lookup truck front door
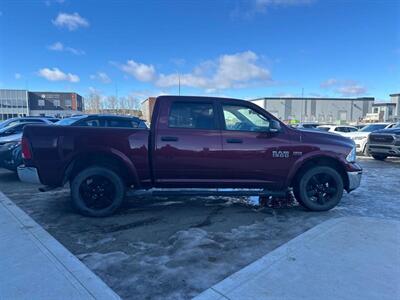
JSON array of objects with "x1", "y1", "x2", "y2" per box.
[
  {"x1": 218, "y1": 101, "x2": 294, "y2": 189},
  {"x1": 153, "y1": 99, "x2": 223, "y2": 186}
]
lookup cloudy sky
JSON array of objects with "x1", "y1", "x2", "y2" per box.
[{"x1": 0, "y1": 0, "x2": 399, "y2": 101}]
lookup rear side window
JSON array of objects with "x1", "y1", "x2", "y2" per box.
[
  {"x1": 107, "y1": 119, "x2": 137, "y2": 128},
  {"x1": 335, "y1": 127, "x2": 346, "y2": 132},
  {"x1": 168, "y1": 102, "x2": 215, "y2": 130},
  {"x1": 77, "y1": 119, "x2": 101, "y2": 127},
  {"x1": 318, "y1": 127, "x2": 330, "y2": 132}
]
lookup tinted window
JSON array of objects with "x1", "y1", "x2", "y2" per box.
[
  {"x1": 107, "y1": 119, "x2": 135, "y2": 128},
  {"x1": 303, "y1": 124, "x2": 318, "y2": 128},
  {"x1": 169, "y1": 102, "x2": 215, "y2": 130},
  {"x1": 56, "y1": 117, "x2": 83, "y2": 126},
  {"x1": 79, "y1": 119, "x2": 101, "y2": 127},
  {"x1": 223, "y1": 104, "x2": 269, "y2": 132},
  {"x1": 335, "y1": 127, "x2": 347, "y2": 132},
  {"x1": 360, "y1": 124, "x2": 387, "y2": 132},
  {"x1": 347, "y1": 127, "x2": 358, "y2": 132},
  {"x1": 318, "y1": 127, "x2": 330, "y2": 132}
]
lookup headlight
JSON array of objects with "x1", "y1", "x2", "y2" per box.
[
  {"x1": 346, "y1": 146, "x2": 357, "y2": 163},
  {"x1": 353, "y1": 136, "x2": 366, "y2": 141}
]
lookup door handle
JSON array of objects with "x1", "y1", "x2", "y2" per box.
[
  {"x1": 161, "y1": 136, "x2": 179, "y2": 142},
  {"x1": 226, "y1": 138, "x2": 243, "y2": 144}
]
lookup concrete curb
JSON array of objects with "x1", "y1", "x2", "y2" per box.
[
  {"x1": 0, "y1": 191, "x2": 120, "y2": 299},
  {"x1": 194, "y1": 216, "x2": 400, "y2": 300}
]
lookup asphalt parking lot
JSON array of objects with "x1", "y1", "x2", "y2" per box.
[{"x1": 0, "y1": 157, "x2": 399, "y2": 300}]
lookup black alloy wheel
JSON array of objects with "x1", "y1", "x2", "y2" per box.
[{"x1": 296, "y1": 166, "x2": 344, "y2": 211}]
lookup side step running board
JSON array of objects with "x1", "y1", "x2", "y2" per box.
[{"x1": 128, "y1": 188, "x2": 287, "y2": 198}]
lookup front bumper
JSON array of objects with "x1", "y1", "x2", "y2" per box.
[
  {"x1": 368, "y1": 144, "x2": 400, "y2": 157},
  {"x1": 17, "y1": 165, "x2": 41, "y2": 184},
  {"x1": 347, "y1": 171, "x2": 362, "y2": 191}
]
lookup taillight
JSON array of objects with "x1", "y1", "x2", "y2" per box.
[{"x1": 21, "y1": 137, "x2": 32, "y2": 160}]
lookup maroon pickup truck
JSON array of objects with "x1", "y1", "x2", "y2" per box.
[{"x1": 18, "y1": 96, "x2": 362, "y2": 217}]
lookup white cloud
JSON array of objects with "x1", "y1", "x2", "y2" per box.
[
  {"x1": 336, "y1": 85, "x2": 367, "y2": 96},
  {"x1": 119, "y1": 60, "x2": 156, "y2": 82},
  {"x1": 45, "y1": 0, "x2": 65, "y2": 5},
  {"x1": 48, "y1": 42, "x2": 85, "y2": 55},
  {"x1": 321, "y1": 78, "x2": 367, "y2": 96},
  {"x1": 48, "y1": 41, "x2": 64, "y2": 51},
  {"x1": 255, "y1": 0, "x2": 314, "y2": 11},
  {"x1": 90, "y1": 72, "x2": 111, "y2": 84},
  {"x1": 38, "y1": 67, "x2": 80, "y2": 82},
  {"x1": 14, "y1": 73, "x2": 22, "y2": 80},
  {"x1": 156, "y1": 51, "x2": 271, "y2": 90},
  {"x1": 320, "y1": 78, "x2": 338, "y2": 88},
  {"x1": 52, "y1": 12, "x2": 89, "y2": 31}
]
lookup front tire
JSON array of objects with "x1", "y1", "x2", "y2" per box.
[
  {"x1": 70, "y1": 166, "x2": 125, "y2": 217},
  {"x1": 371, "y1": 154, "x2": 387, "y2": 161},
  {"x1": 295, "y1": 166, "x2": 344, "y2": 211}
]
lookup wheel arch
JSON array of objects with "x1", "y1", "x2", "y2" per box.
[
  {"x1": 63, "y1": 149, "x2": 140, "y2": 188},
  {"x1": 288, "y1": 155, "x2": 349, "y2": 191}
]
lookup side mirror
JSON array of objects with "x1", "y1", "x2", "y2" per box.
[{"x1": 269, "y1": 120, "x2": 281, "y2": 133}]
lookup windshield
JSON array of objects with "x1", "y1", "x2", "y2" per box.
[
  {"x1": 0, "y1": 123, "x2": 23, "y2": 134},
  {"x1": 360, "y1": 124, "x2": 388, "y2": 132},
  {"x1": 55, "y1": 117, "x2": 84, "y2": 126}
]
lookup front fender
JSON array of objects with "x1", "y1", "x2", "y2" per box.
[{"x1": 285, "y1": 150, "x2": 347, "y2": 187}]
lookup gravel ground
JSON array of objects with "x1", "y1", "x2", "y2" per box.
[{"x1": 0, "y1": 157, "x2": 399, "y2": 300}]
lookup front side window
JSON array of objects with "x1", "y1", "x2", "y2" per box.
[
  {"x1": 169, "y1": 102, "x2": 215, "y2": 130},
  {"x1": 222, "y1": 104, "x2": 269, "y2": 132}
]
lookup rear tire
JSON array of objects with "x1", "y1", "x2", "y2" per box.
[
  {"x1": 70, "y1": 166, "x2": 125, "y2": 217},
  {"x1": 371, "y1": 154, "x2": 387, "y2": 161},
  {"x1": 295, "y1": 166, "x2": 343, "y2": 211}
]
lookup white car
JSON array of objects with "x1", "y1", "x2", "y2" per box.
[
  {"x1": 317, "y1": 125, "x2": 359, "y2": 136},
  {"x1": 343, "y1": 123, "x2": 397, "y2": 154}
]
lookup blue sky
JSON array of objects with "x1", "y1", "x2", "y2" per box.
[{"x1": 0, "y1": 0, "x2": 399, "y2": 102}]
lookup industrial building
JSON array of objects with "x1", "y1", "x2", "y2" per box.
[
  {"x1": 0, "y1": 89, "x2": 84, "y2": 120},
  {"x1": 141, "y1": 97, "x2": 157, "y2": 122},
  {"x1": 251, "y1": 96, "x2": 374, "y2": 124}
]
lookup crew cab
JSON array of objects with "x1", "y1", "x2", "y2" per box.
[{"x1": 18, "y1": 96, "x2": 362, "y2": 217}]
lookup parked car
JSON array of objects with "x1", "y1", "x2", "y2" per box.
[
  {"x1": 343, "y1": 123, "x2": 398, "y2": 155},
  {"x1": 18, "y1": 96, "x2": 362, "y2": 217},
  {"x1": 292, "y1": 122, "x2": 321, "y2": 130},
  {"x1": 0, "y1": 117, "x2": 53, "y2": 129},
  {"x1": 55, "y1": 114, "x2": 147, "y2": 128},
  {"x1": 2, "y1": 115, "x2": 146, "y2": 172},
  {"x1": 0, "y1": 122, "x2": 45, "y2": 171},
  {"x1": 317, "y1": 125, "x2": 359, "y2": 136},
  {"x1": 367, "y1": 123, "x2": 400, "y2": 160}
]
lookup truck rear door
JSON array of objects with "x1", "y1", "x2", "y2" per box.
[{"x1": 153, "y1": 98, "x2": 223, "y2": 186}]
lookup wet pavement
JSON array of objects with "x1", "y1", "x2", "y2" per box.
[{"x1": 0, "y1": 157, "x2": 399, "y2": 300}]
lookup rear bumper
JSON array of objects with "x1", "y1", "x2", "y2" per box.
[
  {"x1": 17, "y1": 165, "x2": 41, "y2": 184},
  {"x1": 347, "y1": 171, "x2": 362, "y2": 191}
]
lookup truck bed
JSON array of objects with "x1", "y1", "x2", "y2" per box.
[{"x1": 23, "y1": 125, "x2": 150, "y2": 187}]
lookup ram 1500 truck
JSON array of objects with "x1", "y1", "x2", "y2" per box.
[
  {"x1": 367, "y1": 125, "x2": 400, "y2": 160},
  {"x1": 18, "y1": 96, "x2": 362, "y2": 217}
]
